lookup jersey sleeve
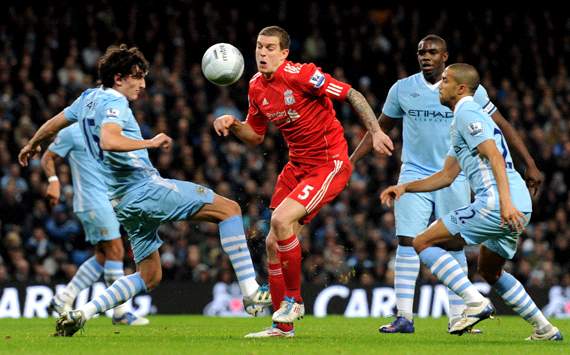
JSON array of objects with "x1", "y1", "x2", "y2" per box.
[
  {"x1": 456, "y1": 108, "x2": 494, "y2": 151},
  {"x1": 48, "y1": 127, "x2": 74, "y2": 158},
  {"x1": 382, "y1": 81, "x2": 404, "y2": 119},
  {"x1": 244, "y1": 92, "x2": 268, "y2": 136},
  {"x1": 63, "y1": 96, "x2": 83, "y2": 123},
  {"x1": 446, "y1": 145, "x2": 457, "y2": 158},
  {"x1": 101, "y1": 98, "x2": 130, "y2": 128},
  {"x1": 294, "y1": 63, "x2": 352, "y2": 101},
  {"x1": 473, "y1": 85, "x2": 497, "y2": 116}
]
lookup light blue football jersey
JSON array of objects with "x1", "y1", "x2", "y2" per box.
[
  {"x1": 48, "y1": 124, "x2": 111, "y2": 212},
  {"x1": 383, "y1": 72, "x2": 497, "y2": 176},
  {"x1": 448, "y1": 96, "x2": 532, "y2": 213},
  {"x1": 63, "y1": 87, "x2": 159, "y2": 199}
]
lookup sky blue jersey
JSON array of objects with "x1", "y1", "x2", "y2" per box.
[
  {"x1": 48, "y1": 124, "x2": 111, "y2": 212},
  {"x1": 63, "y1": 87, "x2": 159, "y2": 199},
  {"x1": 448, "y1": 96, "x2": 532, "y2": 213},
  {"x1": 383, "y1": 72, "x2": 497, "y2": 176}
]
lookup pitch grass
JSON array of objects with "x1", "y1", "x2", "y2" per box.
[{"x1": 0, "y1": 316, "x2": 567, "y2": 354}]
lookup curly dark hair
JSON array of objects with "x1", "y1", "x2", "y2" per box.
[{"x1": 97, "y1": 44, "x2": 149, "y2": 88}]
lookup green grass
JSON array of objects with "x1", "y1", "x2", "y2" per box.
[{"x1": 0, "y1": 316, "x2": 567, "y2": 354}]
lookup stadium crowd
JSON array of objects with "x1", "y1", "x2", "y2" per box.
[{"x1": 0, "y1": 2, "x2": 568, "y2": 291}]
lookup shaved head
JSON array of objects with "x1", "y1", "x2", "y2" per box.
[
  {"x1": 446, "y1": 63, "x2": 480, "y2": 94},
  {"x1": 419, "y1": 34, "x2": 447, "y2": 52}
]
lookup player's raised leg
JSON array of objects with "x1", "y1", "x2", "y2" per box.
[
  {"x1": 413, "y1": 220, "x2": 495, "y2": 335},
  {"x1": 478, "y1": 245, "x2": 562, "y2": 341}
]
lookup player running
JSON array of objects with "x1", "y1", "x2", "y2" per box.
[
  {"x1": 42, "y1": 123, "x2": 148, "y2": 326},
  {"x1": 213, "y1": 26, "x2": 393, "y2": 337},
  {"x1": 18, "y1": 44, "x2": 271, "y2": 336},
  {"x1": 380, "y1": 63, "x2": 562, "y2": 341},
  {"x1": 350, "y1": 35, "x2": 543, "y2": 333}
]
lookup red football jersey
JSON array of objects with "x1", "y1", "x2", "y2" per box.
[{"x1": 245, "y1": 60, "x2": 352, "y2": 166}]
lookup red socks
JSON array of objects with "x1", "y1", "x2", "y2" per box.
[{"x1": 277, "y1": 235, "x2": 303, "y2": 303}]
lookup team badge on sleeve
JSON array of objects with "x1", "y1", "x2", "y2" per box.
[
  {"x1": 106, "y1": 108, "x2": 120, "y2": 118},
  {"x1": 309, "y1": 69, "x2": 325, "y2": 88},
  {"x1": 468, "y1": 122, "x2": 483, "y2": 136}
]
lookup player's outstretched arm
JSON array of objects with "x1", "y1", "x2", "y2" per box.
[
  {"x1": 404, "y1": 156, "x2": 461, "y2": 193},
  {"x1": 491, "y1": 111, "x2": 543, "y2": 197},
  {"x1": 18, "y1": 111, "x2": 71, "y2": 167},
  {"x1": 100, "y1": 123, "x2": 172, "y2": 152},
  {"x1": 346, "y1": 89, "x2": 394, "y2": 156},
  {"x1": 213, "y1": 114, "x2": 264, "y2": 146},
  {"x1": 477, "y1": 139, "x2": 526, "y2": 233},
  {"x1": 381, "y1": 156, "x2": 460, "y2": 207},
  {"x1": 349, "y1": 113, "x2": 397, "y2": 164},
  {"x1": 41, "y1": 150, "x2": 61, "y2": 206}
]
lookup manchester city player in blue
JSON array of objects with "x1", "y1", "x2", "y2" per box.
[
  {"x1": 19, "y1": 44, "x2": 270, "y2": 336},
  {"x1": 350, "y1": 35, "x2": 543, "y2": 333},
  {"x1": 380, "y1": 63, "x2": 561, "y2": 341},
  {"x1": 42, "y1": 123, "x2": 148, "y2": 326}
]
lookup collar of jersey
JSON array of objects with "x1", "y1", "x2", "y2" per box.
[
  {"x1": 454, "y1": 96, "x2": 474, "y2": 115},
  {"x1": 419, "y1": 72, "x2": 441, "y2": 91},
  {"x1": 100, "y1": 86, "x2": 125, "y2": 98},
  {"x1": 261, "y1": 61, "x2": 287, "y2": 82}
]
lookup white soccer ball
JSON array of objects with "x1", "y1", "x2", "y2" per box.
[{"x1": 201, "y1": 43, "x2": 244, "y2": 86}]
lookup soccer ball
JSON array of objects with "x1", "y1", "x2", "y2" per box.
[{"x1": 201, "y1": 43, "x2": 244, "y2": 86}]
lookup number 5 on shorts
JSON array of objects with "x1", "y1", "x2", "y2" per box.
[{"x1": 298, "y1": 185, "x2": 314, "y2": 200}]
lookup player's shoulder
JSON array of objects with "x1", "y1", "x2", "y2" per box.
[
  {"x1": 249, "y1": 72, "x2": 263, "y2": 85},
  {"x1": 389, "y1": 72, "x2": 422, "y2": 93},
  {"x1": 99, "y1": 88, "x2": 128, "y2": 105},
  {"x1": 455, "y1": 99, "x2": 487, "y2": 122}
]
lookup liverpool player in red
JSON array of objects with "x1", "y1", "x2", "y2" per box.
[{"x1": 214, "y1": 26, "x2": 393, "y2": 337}]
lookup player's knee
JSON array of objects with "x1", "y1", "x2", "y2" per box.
[
  {"x1": 270, "y1": 214, "x2": 290, "y2": 235},
  {"x1": 412, "y1": 237, "x2": 428, "y2": 254},
  {"x1": 398, "y1": 236, "x2": 414, "y2": 247},
  {"x1": 220, "y1": 199, "x2": 242, "y2": 220},
  {"x1": 106, "y1": 240, "x2": 125, "y2": 260}
]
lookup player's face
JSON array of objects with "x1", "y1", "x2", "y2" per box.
[
  {"x1": 439, "y1": 68, "x2": 456, "y2": 108},
  {"x1": 115, "y1": 67, "x2": 146, "y2": 101},
  {"x1": 256, "y1": 35, "x2": 289, "y2": 76},
  {"x1": 417, "y1": 40, "x2": 448, "y2": 81}
]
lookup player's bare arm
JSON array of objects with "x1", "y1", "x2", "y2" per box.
[
  {"x1": 346, "y1": 88, "x2": 394, "y2": 156},
  {"x1": 18, "y1": 111, "x2": 72, "y2": 167},
  {"x1": 213, "y1": 114, "x2": 264, "y2": 146},
  {"x1": 477, "y1": 139, "x2": 526, "y2": 233},
  {"x1": 490, "y1": 111, "x2": 543, "y2": 197},
  {"x1": 349, "y1": 113, "x2": 397, "y2": 163},
  {"x1": 380, "y1": 156, "x2": 461, "y2": 207},
  {"x1": 100, "y1": 123, "x2": 172, "y2": 152},
  {"x1": 41, "y1": 150, "x2": 62, "y2": 206}
]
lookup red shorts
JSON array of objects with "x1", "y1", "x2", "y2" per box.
[{"x1": 270, "y1": 159, "x2": 353, "y2": 224}]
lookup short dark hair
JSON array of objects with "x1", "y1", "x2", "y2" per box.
[
  {"x1": 447, "y1": 63, "x2": 480, "y2": 94},
  {"x1": 258, "y1": 26, "x2": 290, "y2": 50},
  {"x1": 97, "y1": 44, "x2": 149, "y2": 88},
  {"x1": 419, "y1": 34, "x2": 447, "y2": 52}
]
